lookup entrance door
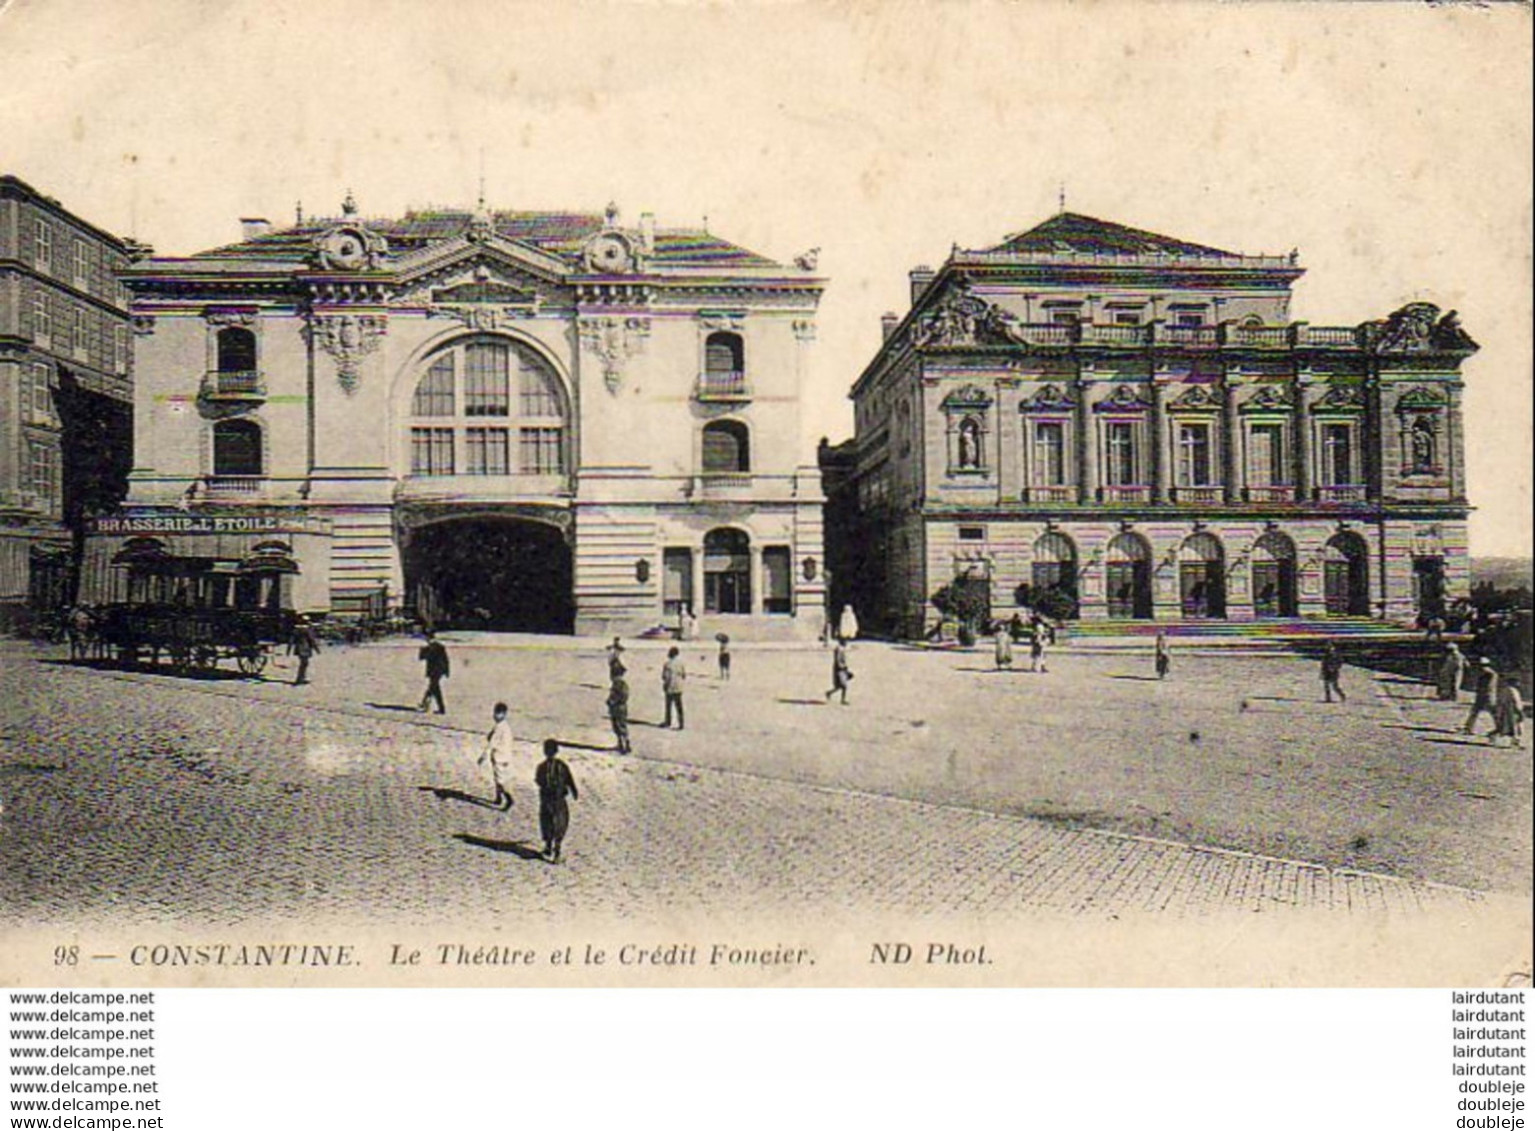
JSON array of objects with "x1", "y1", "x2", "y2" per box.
[
  {"x1": 1178, "y1": 533, "x2": 1226, "y2": 619},
  {"x1": 663, "y1": 548, "x2": 693, "y2": 617},
  {"x1": 1105, "y1": 533, "x2": 1153, "y2": 619},
  {"x1": 1414, "y1": 556, "x2": 1446, "y2": 622},
  {"x1": 703, "y1": 528, "x2": 751, "y2": 615},
  {"x1": 403, "y1": 517, "x2": 573, "y2": 633},
  {"x1": 1324, "y1": 533, "x2": 1370, "y2": 617}
]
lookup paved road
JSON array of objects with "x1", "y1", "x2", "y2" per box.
[{"x1": 0, "y1": 636, "x2": 1525, "y2": 930}]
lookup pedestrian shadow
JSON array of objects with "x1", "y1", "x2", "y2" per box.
[
  {"x1": 1422, "y1": 736, "x2": 1497, "y2": 750},
  {"x1": 419, "y1": 785, "x2": 505, "y2": 809},
  {"x1": 1108, "y1": 674, "x2": 1162, "y2": 682},
  {"x1": 1379, "y1": 722, "x2": 1461, "y2": 735},
  {"x1": 776, "y1": 697, "x2": 827, "y2": 706},
  {"x1": 955, "y1": 666, "x2": 1015, "y2": 674},
  {"x1": 453, "y1": 834, "x2": 546, "y2": 861},
  {"x1": 1244, "y1": 694, "x2": 1309, "y2": 703},
  {"x1": 575, "y1": 682, "x2": 605, "y2": 691},
  {"x1": 368, "y1": 702, "x2": 423, "y2": 714},
  {"x1": 552, "y1": 739, "x2": 613, "y2": 753}
]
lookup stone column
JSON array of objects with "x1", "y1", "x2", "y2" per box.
[
  {"x1": 1075, "y1": 376, "x2": 1097, "y2": 504},
  {"x1": 1153, "y1": 381, "x2": 1173, "y2": 503},
  {"x1": 1222, "y1": 376, "x2": 1242, "y2": 503},
  {"x1": 1293, "y1": 379, "x2": 1312, "y2": 502},
  {"x1": 690, "y1": 545, "x2": 705, "y2": 618},
  {"x1": 749, "y1": 544, "x2": 764, "y2": 616}
]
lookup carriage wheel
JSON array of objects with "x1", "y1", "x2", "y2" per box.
[
  {"x1": 194, "y1": 646, "x2": 220, "y2": 672},
  {"x1": 167, "y1": 644, "x2": 192, "y2": 673},
  {"x1": 236, "y1": 647, "x2": 267, "y2": 677}
]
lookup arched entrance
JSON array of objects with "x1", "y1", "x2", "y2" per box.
[
  {"x1": 703, "y1": 528, "x2": 751, "y2": 614},
  {"x1": 1324, "y1": 532, "x2": 1370, "y2": 617},
  {"x1": 1030, "y1": 531, "x2": 1079, "y2": 619},
  {"x1": 1251, "y1": 531, "x2": 1298, "y2": 618},
  {"x1": 403, "y1": 517, "x2": 573, "y2": 633},
  {"x1": 1105, "y1": 532, "x2": 1153, "y2": 620},
  {"x1": 1178, "y1": 532, "x2": 1226, "y2": 619}
]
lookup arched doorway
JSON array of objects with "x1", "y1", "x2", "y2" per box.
[
  {"x1": 703, "y1": 528, "x2": 752, "y2": 614},
  {"x1": 403, "y1": 517, "x2": 573, "y2": 633},
  {"x1": 1105, "y1": 532, "x2": 1153, "y2": 620},
  {"x1": 1030, "y1": 531, "x2": 1079, "y2": 619},
  {"x1": 1251, "y1": 531, "x2": 1298, "y2": 618},
  {"x1": 1324, "y1": 532, "x2": 1370, "y2": 616},
  {"x1": 1178, "y1": 532, "x2": 1226, "y2": 619}
]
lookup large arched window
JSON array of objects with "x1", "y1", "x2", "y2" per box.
[
  {"x1": 701, "y1": 419, "x2": 750, "y2": 473},
  {"x1": 212, "y1": 418, "x2": 263, "y2": 477},
  {"x1": 408, "y1": 337, "x2": 568, "y2": 477},
  {"x1": 1105, "y1": 531, "x2": 1153, "y2": 620},
  {"x1": 1178, "y1": 532, "x2": 1226, "y2": 619}
]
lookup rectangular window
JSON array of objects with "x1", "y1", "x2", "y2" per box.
[
  {"x1": 1321, "y1": 423, "x2": 1355, "y2": 486},
  {"x1": 32, "y1": 290, "x2": 51, "y2": 344},
  {"x1": 28, "y1": 363, "x2": 54, "y2": 426},
  {"x1": 1033, "y1": 421, "x2": 1067, "y2": 486},
  {"x1": 762, "y1": 546, "x2": 792, "y2": 615},
  {"x1": 662, "y1": 548, "x2": 693, "y2": 617},
  {"x1": 465, "y1": 427, "x2": 509, "y2": 475},
  {"x1": 34, "y1": 219, "x2": 51, "y2": 271},
  {"x1": 1105, "y1": 421, "x2": 1138, "y2": 485},
  {"x1": 463, "y1": 343, "x2": 509, "y2": 416},
  {"x1": 73, "y1": 306, "x2": 89, "y2": 356},
  {"x1": 1248, "y1": 424, "x2": 1286, "y2": 487},
  {"x1": 1113, "y1": 311, "x2": 1141, "y2": 326},
  {"x1": 412, "y1": 356, "x2": 455, "y2": 416},
  {"x1": 958, "y1": 526, "x2": 986, "y2": 542},
  {"x1": 1177, "y1": 422, "x2": 1213, "y2": 486},
  {"x1": 518, "y1": 427, "x2": 563, "y2": 474},
  {"x1": 73, "y1": 239, "x2": 89, "y2": 287},
  {"x1": 25, "y1": 441, "x2": 58, "y2": 505},
  {"x1": 1050, "y1": 310, "x2": 1081, "y2": 326},
  {"x1": 410, "y1": 428, "x2": 455, "y2": 476}
]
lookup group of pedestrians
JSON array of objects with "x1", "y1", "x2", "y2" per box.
[
  {"x1": 1453, "y1": 651, "x2": 1526, "y2": 747},
  {"x1": 477, "y1": 702, "x2": 579, "y2": 863},
  {"x1": 601, "y1": 637, "x2": 696, "y2": 753},
  {"x1": 993, "y1": 619, "x2": 1050, "y2": 673}
]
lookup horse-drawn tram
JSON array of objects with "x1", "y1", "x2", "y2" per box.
[{"x1": 87, "y1": 536, "x2": 300, "y2": 675}]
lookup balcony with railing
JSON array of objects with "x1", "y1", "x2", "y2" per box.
[
  {"x1": 1295, "y1": 325, "x2": 1362, "y2": 350},
  {"x1": 1079, "y1": 323, "x2": 1150, "y2": 348},
  {"x1": 1099, "y1": 484, "x2": 1152, "y2": 503},
  {"x1": 1314, "y1": 484, "x2": 1368, "y2": 503},
  {"x1": 1154, "y1": 324, "x2": 1220, "y2": 349},
  {"x1": 695, "y1": 370, "x2": 752, "y2": 403},
  {"x1": 1022, "y1": 485, "x2": 1076, "y2": 503},
  {"x1": 1011, "y1": 323, "x2": 1079, "y2": 347},
  {"x1": 200, "y1": 369, "x2": 267, "y2": 401},
  {"x1": 1222, "y1": 324, "x2": 1291, "y2": 350},
  {"x1": 1171, "y1": 485, "x2": 1224, "y2": 505},
  {"x1": 1243, "y1": 486, "x2": 1296, "y2": 504},
  {"x1": 202, "y1": 475, "x2": 268, "y2": 499}
]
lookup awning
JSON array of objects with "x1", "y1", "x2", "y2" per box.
[{"x1": 111, "y1": 537, "x2": 173, "y2": 568}]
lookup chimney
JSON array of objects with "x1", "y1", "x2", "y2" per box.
[
  {"x1": 909, "y1": 265, "x2": 935, "y2": 306},
  {"x1": 639, "y1": 211, "x2": 656, "y2": 253},
  {"x1": 240, "y1": 217, "x2": 272, "y2": 241},
  {"x1": 880, "y1": 312, "x2": 900, "y2": 340}
]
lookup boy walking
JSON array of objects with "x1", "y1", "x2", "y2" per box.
[
  {"x1": 1154, "y1": 631, "x2": 1171, "y2": 680},
  {"x1": 477, "y1": 702, "x2": 515, "y2": 811},
  {"x1": 607, "y1": 665, "x2": 632, "y2": 754},
  {"x1": 717, "y1": 633, "x2": 732, "y2": 680},
  {"x1": 1321, "y1": 643, "x2": 1346, "y2": 703},
  {"x1": 535, "y1": 739, "x2": 579, "y2": 863},
  {"x1": 825, "y1": 638, "x2": 852, "y2": 704},
  {"x1": 661, "y1": 647, "x2": 687, "y2": 729},
  {"x1": 289, "y1": 616, "x2": 320, "y2": 686}
]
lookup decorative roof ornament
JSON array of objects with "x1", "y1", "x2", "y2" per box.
[
  {"x1": 604, "y1": 201, "x2": 620, "y2": 229},
  {"x1": 341, "y1": 189, "x2": 358, "y2": 217},
  {"x1": 467, "y1": 193, "x2": 495, "y2": 244},
  {"x1": 1374, "y1": 302, "x2": 1478, "y2": 354}
]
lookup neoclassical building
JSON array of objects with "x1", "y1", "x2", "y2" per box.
[
  {"x1": 0, "y1": 175, "x2": 134, "y2": 627},
  {"x1": 842, "y1": 213, "x2": 1477, "y2": 636},
  {"x1": 82, "y1": 195, "x2": 827, "y2": 636}
]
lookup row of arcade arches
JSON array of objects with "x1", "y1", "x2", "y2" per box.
[{"x1": 1021, "y1": 529, "x2": 1372, "y2": 620}]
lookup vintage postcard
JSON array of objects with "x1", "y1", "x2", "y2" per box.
[{"x1": 0, "y1": 0, "x2": 1529, "y2": 989}]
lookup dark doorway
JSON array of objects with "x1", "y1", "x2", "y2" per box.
[
  {"x1": 1105, "y1": 533, "x2": 1153, "y2": 620},
  {"x1": 703, "y1": 528, "x2": 751, "y2": 614},
  {"x1": 404, "y1": 518, "x2": 573, "y2": 633},
  {"x1": 1414, "y1": 556, "x2": 1446, "y2": 622},
  {"x1": 1178, "y1": 533, "x2": 1226, "y2": 619},
  {"x1": 1251, "y1": 532, "x2": 1298, "y2": 618},
  {"x1": 1324, "y1": 532, "x2": 1370, "y2": 617}
]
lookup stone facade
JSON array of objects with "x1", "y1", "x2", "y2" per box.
[
  {"x1": 0, "y1": 176, "x2": 134, "y2": 626},
  {"x1": 842, "y1": 213, "x2": 1476, "y2": 637},
  {"x1": 84, "y1": 196, "x2": 826, "y2": 637}
]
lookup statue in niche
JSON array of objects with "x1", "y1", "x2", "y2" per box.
[
  {"x1": 1409, "y1": 417, "x2": 1436, "y2": 472},
  {"x1": 957, "y1": 418, "x2": 982, "y2": 469}
]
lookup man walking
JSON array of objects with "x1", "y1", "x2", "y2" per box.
[
  {"x1": 535, "y1": 739, "x2": 579, "y2": 863},
  {"x1": 1154, "y1": 631, "x2": 1171, "y2": 681},
  {"x1": 418, "y1": 631, "x2": 450, "y2": 714},
  {"x1": 1321, "y1": 642, "x2": 1346, "y2": 703},
  {"x1": 1463, "y1": 657, "x2": 1500, "y2": 736},
  {"x1": 289, "y1": 616, "x2": 320, "y2": 686},
  {"x1": 606, "y1": 637, "x2": 626, "y2": 680},
  {"x1": 607, "y1": 664, "x2": 632, "y2": 754},
  {"x1": 825, "y1": 637, "x2": 852, "y2": 705},
  {"x1": 661, "y1": 646, "x2": 687, "y2": 730},
  {"x1": 477, "y1": 701, "x2": 516, "y2": 811}
]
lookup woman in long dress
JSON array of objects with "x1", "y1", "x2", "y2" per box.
[
  {"x1": 837, "y1": 604, "x2": 859, "y2": 642},
  {"x1": 1436, "y1": 643, "x2": 1466, "y2": 701}
]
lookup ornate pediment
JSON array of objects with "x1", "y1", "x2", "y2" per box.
[
  {"x1": 1311, "y1": 384, "x2": 1366, "y2": 413},
  {"x1": 431, "y1": 278, "x2": 537, "y2": 306},
  {"x1": 910, "y1": 282, "x2": 1018, "y2": 349},
  {"x1": 1240, "y1": 384, "x2": 1292, "y2": 413},
  {"x1": 941, "y1": 382, "x2": 994, "y2": 410},
  {"x1": 1093, "y1": 383, "x2": 1152, "y2": 412},
  {"x1": 1394, "y1": 384, "x2": 1448, "y2": 412},
  {"x1": 392, "y1": 235, "x2": 573, "y2": 296},
  {"x1": 1023, "y1": 383, "x2": 1075, "y2": 411},
  {"x1": 1167, "y1": 384, "x2": 1220, "y2": 412},
  {"x1": 1374, "y1": 302, "x2": 1478, "y2": 354}
]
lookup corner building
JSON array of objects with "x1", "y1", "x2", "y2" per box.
[
  {"x1": 846, "y1": 213, "x2": 1477, "y2": 637},
  {"x1": 87, "y1": 197, "x2": 826, "y2": 636},
  {"x1": 0, "y1": 176, "x2": 134, "y2": 625}
]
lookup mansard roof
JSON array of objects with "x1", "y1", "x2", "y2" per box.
[
  {"x1": 190, "y1": 207, "x2": 783, "y2": 269},
  {"x1": 987, "y1": 212, "x2": 1239, "y2": 259}
]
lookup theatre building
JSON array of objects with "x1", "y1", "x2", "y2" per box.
[
  {"x1": 843, "y1": 213, "x2": 1477, "y2": 637},
  {"x1": 0, "y1": 176, "x2": 135, "y2": 627},
  {"x1": 82, "y1": 196, "x2": 827, "y2": 636}
]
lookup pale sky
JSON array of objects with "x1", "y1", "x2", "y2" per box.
[{"x1": 2, "y1": 0, "x2": 1529, "y2": 557}]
